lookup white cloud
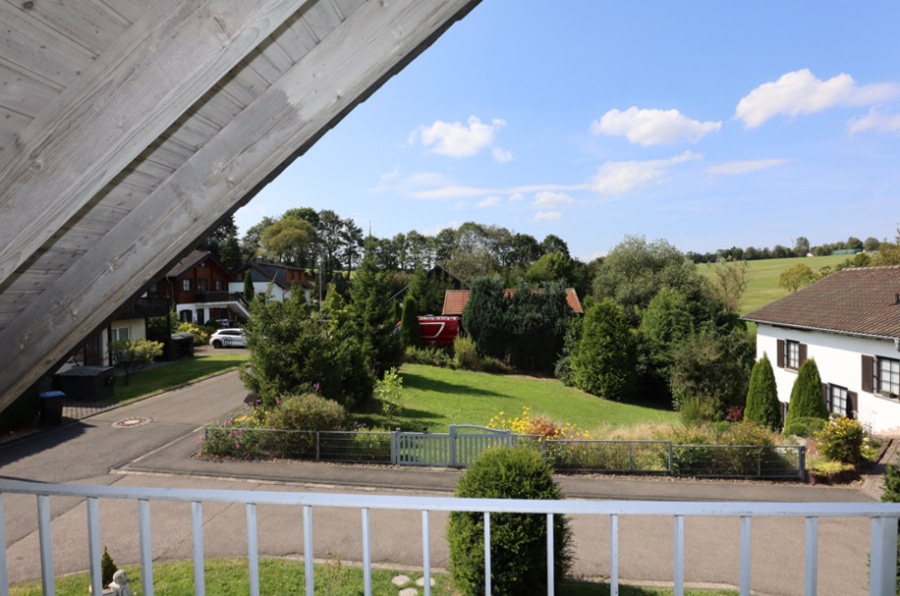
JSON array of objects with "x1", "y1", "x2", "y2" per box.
[
  {"x1": 477, "y1": 196, "x2": 501, "y2": 208},
  {"x1": 492, "y1": 146, "x2": 514, "y2": 162},
  {"x1": 590, "y1": 151, "x2": 701, "y2": 195},
  {"x1": 533, "y1": 191, "x2": 573, "y2": 207},
  {"x1": 735, "y1": 69, "x2": 900, "y2": 128},
  {"x1": 534, "y1": 211, "x2": 562, "y2": 221},
  {"x1": 379, "y1": 167, "x2": 400, "y2": 182},
  {"x1": 848, "y1": 109, "x2": 900, "y2": 135},
  {"x1": 411, "y1": 185, "x2": 489, "y2": 200},
  {"x1": 706, "y1": 159, "x2": 788, "y2": 175},
  {"x1": 413, "y1": 116, "x2": 507, "y2": 157},
  {"x1": 591, "y1": 107, "x2": 721, "y2": 145},
  {"x1": 509, "y1": 192, "x2": 524, "y2": 202}
]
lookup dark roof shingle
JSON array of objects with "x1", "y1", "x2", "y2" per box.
[{"x1": 742, "y1": 265, "x2": 900, "y2": 339}]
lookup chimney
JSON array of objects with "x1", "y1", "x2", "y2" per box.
[{"x1": 894, "y1": 293, "x2": 900, "y2": 306}]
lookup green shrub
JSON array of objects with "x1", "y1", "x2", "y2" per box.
[
  {"x1": 785, "y1": 359, "x2": 828, "y2": 426},
  {"x1": 403, "y1": 345, "x2": 454, "y2": 368},
  {"x1": 265, "y1": 393, "x2": 348, "y2": 432},
  {"x1": 783, "y1": 416, "x2": 827, "y2": 438},
  {"x1": 814, "y1": 416, "x2": 864, "y2": 463},
  {"x1": 375, "y1": 367, "x2": 404, "y2": 424},
  {"x1": 680, "y1": 395, "x2": 720, "y2": 425},
  {"x1": 199, "y1": 419, "x2": 262, "y2": 460},
  {"x1": 453, "y1": 335, "x2": 481, "y2": 371},
  {"x1": 176, "y1": 321, "x2": 210, "y2": 346},
  {"x1": 101, "y1": 547, "x2": 117, "y2": 588},
  {"x1": 448, "y1": 447, "x2": 572, "y2": 595}
]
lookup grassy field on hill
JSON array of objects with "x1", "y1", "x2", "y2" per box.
[
  {"x1": 359, "y1": 363, "x2": 678, "y2": 435},
  {"x1": 700, "y1": 254, "x2": 850, "y2": 313}
]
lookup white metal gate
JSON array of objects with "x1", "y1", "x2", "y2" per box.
[{"x1": 391, "y1": 425, "x2": 512, "y2": 467}]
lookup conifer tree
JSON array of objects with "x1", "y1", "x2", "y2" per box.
[
  {"x1": 571, "y1": 298, "x2": 636, "y2": 400},
  {"x1": 400, "y1": 295, "x2": 421, "y2": 348},
  {"x1": 785, "y1": 358, "x2": 828, "y2": 426},
  {"x1": 745, "y1": 353, "x2": 781, "y2": 429}
]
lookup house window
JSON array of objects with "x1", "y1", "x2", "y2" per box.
[
  {"x1": 112, "y1": 327, "x2": 129, "y2": 341},
  {"x1": 829, "y1": 385, "x2": 848, "y2": 417},
  {"x1": 198, "y1": 279, "x2": 207, "y2": 292},
  {"x1": 785, "y1": 340, "x2": 800, "y2": 369},
  {"x1": 777, "y1": 339, "x2": 806, "y2": 370},
  {"x1": 879, "y1": 357, "x2": 900, "y2": 396},
  {"x1": 214, "y1": 280, "x2": 223, "y2": 291},
  {"x1": 182, "y1": 279, "x2": 191, "y2": 292}
]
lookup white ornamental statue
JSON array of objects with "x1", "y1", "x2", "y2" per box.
[{"x1": 109, "y1": 570, "x2": 134, "y2": 596}]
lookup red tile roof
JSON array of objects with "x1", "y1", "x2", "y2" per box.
[
  {"x1": 442, "y1": 288, "x2": 584, "y2": 316},
  {"x1": 742, "y1": 266, "x2": 900, "y2": 338}
]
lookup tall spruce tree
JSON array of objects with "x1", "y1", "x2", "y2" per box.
[
  {"x1": 348, "y1": 240, "x2": 403, "y2": 377},
  {"x1": 400, "y1": 295, "x2": 421, "y2": 348},
  {"x1": 571, "y1": 298, "x2": 636, "y2": 400},
  {"x1": 785, "y1": 358, "x2": 828, "y2": 426},
  {"x1": 243, "y1": 270, "x2": 254, "y2": 303},
  {"x1": 745, "y1": 353, "x2": 781, "y2": 430}
]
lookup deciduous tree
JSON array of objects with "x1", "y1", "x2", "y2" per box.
[{"x1": 571, "y1": 298, "x2": 636, "y2": 400}]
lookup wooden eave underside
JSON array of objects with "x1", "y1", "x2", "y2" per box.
[{"x1": 0, "y1": 0, "x2": 482, "y2": 411}]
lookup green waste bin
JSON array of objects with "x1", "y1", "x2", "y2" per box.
[{"x1": 38, "y1": 391, "x2": 65, "y2": 426}]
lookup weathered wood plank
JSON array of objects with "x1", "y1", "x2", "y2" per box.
[
  {"x1": 3, "y1": 0, "x2": 130, "y2": 56},
  {"x1": 0, "y1": 60, "x2": 62, "y2": 119},
  {"x1": 0, "y1": 4, "x2": 96, "y2": 84},
  {"x1": 0, "y1": 0, "x2": 314, "y2": 286},
  {"x1": 0, "y1": 0, "x2": 482, "y2": 408}
]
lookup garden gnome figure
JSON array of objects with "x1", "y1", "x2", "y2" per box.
[{"x1": 109, "y1": 570, "x2": 133, "y2": 596}]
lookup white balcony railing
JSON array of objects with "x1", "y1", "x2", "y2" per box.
[{"x1": 1, "y1": 479, "x2": 898, "y2": 596}]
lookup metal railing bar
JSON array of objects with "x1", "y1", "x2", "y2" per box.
[
  {"x1": 5, "y1": 481, "x2": 894, "y2": 518},
  {"x1": 805, "y1": 516, "x2": 818, "y2": 596},
  {"x1": 674, "y1": 515, "x2": 684, "y2": 596},
  {"x1": 870, "y1": 516, "x2": 899, "y2": 596},
  {"x1": 87, "y1": 497, "x2": 102, "y2": 596},
  {"x1": 303, "y1": 505, "x2": 313, "y2": 596},
  {"x1": 138, "y1": 499, "x2": 154, "y2": 596},
  {"x1": 422, "y1": 510, "x2": 431, "y2": 596},
  {"x1": 739, "y1": 515, "x2": 751, "y2": 596},
  {"x1": 362, "y1": 507, "x2": 371, "y2": 596},
  {"x1": 546, "y1": 513, "x2": 555, "y2": 596},
  {"x1": 610, "y1": 514, "x2": 619, "y2": 596},
  {"x1": 484, "y1": 512, "x2": 491, "y2": 596},
  {"x1": 246, "y1": 503, "x2": 259, "y2": 596},
  {"x1": 191, "y1": 501, "x2": 205, "y2": 596},
  {"x1": 37, "y1": 494, "x2": 54, "y2": 596}
]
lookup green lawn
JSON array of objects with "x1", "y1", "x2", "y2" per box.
[
  {"x1": 109, "y1": 349, "x2": 249, "y2": 404},
  {"x1": 9, "y1": 557, "x2": 735, "y2": 596},
  {"x1": 700, "y1": 254, "x2": 850, "y2": 313},
  {"x1": 356, "y1": 363, "x2": 677, "y2": 434}
]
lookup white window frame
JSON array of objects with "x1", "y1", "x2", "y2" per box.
[
  {"x1": 878, "y1": 357, "x2": 900, "y2": 396},
  {"x1": 830, "y1": 385, "x2": 848, "y2": 417},
  {"x1": 112, "y1": 327, "x2": 130, "y2": 342},
  {"x1": 785, "y1": 340, "x2": 800, "y2": 370}
]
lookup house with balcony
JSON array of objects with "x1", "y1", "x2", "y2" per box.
[
  {"x1": 742, "y1": 265, "x2": 900, "y2": 433},
  {"x1": 146, "y1": 251, "x2": 249, "y2": 325},
  {"x1": 230, "y1": 259, "x2": 313, "y2": 305}
]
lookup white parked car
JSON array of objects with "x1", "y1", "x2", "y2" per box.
[{"x1": 209, "y1": 328, "x2": 246, "y2": 349}]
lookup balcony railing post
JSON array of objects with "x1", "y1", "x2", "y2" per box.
[
  {"x1": 870, "y1": 516, "x2": 898, "y2": 596},
  {"x1": 483, "y1": 512, "x2": 492, "y2": 596},
  {"x1": 86, "y1": 497, "x2": 102, "y2": 596},
  {"x1": 191, "y1": 501, "x2": 206, "y2": 596},
  {"x1": 37, "y1": 494, "x2": 54, "y2": 596}
]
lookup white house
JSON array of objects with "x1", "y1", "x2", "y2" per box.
[
  {"x1": 230, "y1": 259, "x2": 313, "y2": 305},
  {"x1": 742, "y1": 266, "x2": 900, "y2": 434}
]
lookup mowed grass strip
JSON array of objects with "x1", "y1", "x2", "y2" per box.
[
  {"x1": 9, "y1": 557, "x2": 736, "y2": 595},
  {"x1": 393, "y1": 363, "x2": 676, "y2": 434}
]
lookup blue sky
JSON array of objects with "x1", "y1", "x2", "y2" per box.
[{"x1": 235, "y1": 1, "x2": 900, "y2": 261}]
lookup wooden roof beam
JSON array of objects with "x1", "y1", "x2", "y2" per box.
[
  {"x1": 0, "y1": 0, "x2": 482, "y2": 409},
  {"x1": 0, "y1": 0, "x2": 311, "y2": 286}
]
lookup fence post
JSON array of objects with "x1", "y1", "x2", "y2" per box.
[
  {"x1": 391, "y1": 429, "x2": 399, "y2": 465},
  {"x1": 667, "y1": 443, "x2": 674, "y2": 475},
  {"x1": 315, "y1": 431, "x2": 320, "y2": 461},
  {"x1": 798, "y1": 446, "x2": 807, "y2": 483},
  {"x1": 449, "y1": 426, "x2": 457, "y2": 468},
  {"x1": 757, "y1": 447, "x2": 762, "y2": 478}
]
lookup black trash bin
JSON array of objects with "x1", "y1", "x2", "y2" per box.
[
  {"x1": 38, "y1": 390, "x2": 65, "y2": 426},
  {"x1": 53, "y1": 366, "x2": 115, "y2": 401}
]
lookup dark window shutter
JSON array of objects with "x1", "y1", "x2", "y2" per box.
[
  {"x1": 847, "y1": 391, "x2": 857, "y2": 419},
  {"x1": 777, "y1": 340, "x2": 785, "y2": 368},
  {"x1": 862, "y1": 355, "x2": 875, "y2": 393},
  {"x1": 799, "y1": 343, "x2": 808, "y2": 366},
  {"x1": 822, "y1": 383, "x2": 829, "y2": 409}
]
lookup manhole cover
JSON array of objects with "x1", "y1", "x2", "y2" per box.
[{"x1": 112, "y1": 417, "x2": 152, "y2": 429}]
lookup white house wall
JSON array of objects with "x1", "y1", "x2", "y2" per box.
[{"x1": 756, "y1": 324, "x2": 900, "y2": 433}]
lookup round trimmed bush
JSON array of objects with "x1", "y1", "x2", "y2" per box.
[
  {"x1": 264, "y1": 393, "x2": 348, "y2": 432},
  {"x1": 447, "y1": 447, "x2": 572, "y2": 595}
]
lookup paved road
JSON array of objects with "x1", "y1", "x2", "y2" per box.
[{"x1": 0, "y1": 370, "x2": 885, "y2": 594}]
